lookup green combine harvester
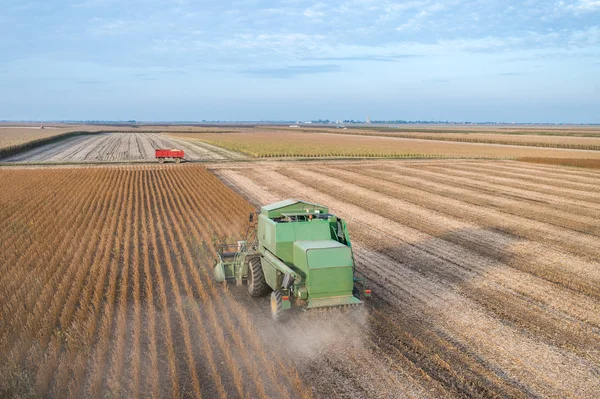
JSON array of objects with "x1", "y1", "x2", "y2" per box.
[{"x1": 214, "y1": 199, "x2": 370, "y2": 320}]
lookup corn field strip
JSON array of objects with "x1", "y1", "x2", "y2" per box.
[
  {"x1": 318, "y1": 129, "x2": 600, "y2": 150},
  {"x1": 169, "y1": 131, "x2": 600, "y2": 160}
]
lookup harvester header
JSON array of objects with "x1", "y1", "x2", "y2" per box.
[{"x1": 214, "y1": 199, "x2": 370, "y2": 320}]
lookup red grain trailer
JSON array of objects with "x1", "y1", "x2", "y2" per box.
[{"x1": 155, "y1": 149, "x2": 184, "y2": 163}]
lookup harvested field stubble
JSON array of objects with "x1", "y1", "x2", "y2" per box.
[
  {"x1": 1, "y1": 132, "x2": 244, "y2": 163},
  {"x1": 211, "y1": 159, "x2": 600, "y2": 398}
]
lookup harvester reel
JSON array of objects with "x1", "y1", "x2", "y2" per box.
[{"x1": 247, "y1": 257, "x2": 270, "y2": 297}]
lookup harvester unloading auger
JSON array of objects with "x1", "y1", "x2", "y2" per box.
[{"x1": 213, "y1": 199, "x2": 371, "y2": 320}]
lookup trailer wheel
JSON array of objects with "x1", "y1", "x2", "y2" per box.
[
  {"x1": 270, "y1": 290, "x2": 287, "y2": 321},
  {"x1": 175, "y1": 158, "x2": 181, "y2": 163},
  {"x1": 158, "y1": 158, "x2": 165, "y2": 163},
  {"x1": 247, "y1": 257, "x2": 269, "y2": 297}
]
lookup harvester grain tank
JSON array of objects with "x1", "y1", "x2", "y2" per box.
[{"x1": 214, "y1": 199, "x2": 370, "y2": 320}]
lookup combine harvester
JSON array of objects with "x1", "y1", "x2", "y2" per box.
[{"x1": 214, "y1": 199, "x2": 370, "y2": 320}]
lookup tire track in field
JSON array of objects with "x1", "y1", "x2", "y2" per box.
[
  {"x1": 268, "y1": 167, "x2": 600, "y2": 396},
  {"x1": 420, "y1": 164, "x2": 600, "y2": 204},
  {"x1": 255, "y1": 166, "x2": 600, "y2": 317},
  {"x1": 375, "y1": 163, "x2": 600, "y2": 218},
  {"x1": 349, "y1": 166, "x2": 600, "y2": 235},
  {"x1": 281, "y1": 167, "x2": 600, "y2": 288},
  {"x1": 216, "y1": 168, "x2": 530, "y2": 397},
  {"x1": 211, "y1": 169, "x2": 451, "y2": 399},
  {"x1": 459, "y1": 162, "x2": 600, "y2": 188},
  {"x1": 438, "y1": 162, "x2": 600, "y2": 194},
  {"x1": 508, "y1": 161, "x2": 600, "y2": 179},
  {"x1": 335, "y1": 166, "x2": 600, "y2": 242},
  {"x1": 215, "y1": 165, "x2": 600, "y2": 398}
]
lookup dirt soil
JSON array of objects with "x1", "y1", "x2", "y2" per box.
[
  {"x1": 209, "y1": 159, "x2": 600, "y2": 398},
  {"x1": 1, "y1": 132, "x2": 245, "y2": 163}
]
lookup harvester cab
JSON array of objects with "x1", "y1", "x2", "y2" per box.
[{"x1": 214, "y1": 199, "x2": 370, "y2": 320}]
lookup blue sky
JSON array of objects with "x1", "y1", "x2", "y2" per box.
[{"x1": 1, "y1": 0, "x2": 599, "y2": 122}]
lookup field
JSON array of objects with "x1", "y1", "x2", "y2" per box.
[
  {"x1": 0, "y1": 127, "x2": 86, "y2": 157},
  {"x1": 328, "y1": 129, "x2": 600, "y2": 150},
  {"x1": 2, "y1": 125, "x2": 600, "y2": 398},
  {"x1": 1, "y1": 132, "x2": 244, "y2": 163},
  {"x1": 211, "y1": 159, "x2": 600, "y2": 397},
  {"x1": 349, "y1": 124, "x2": 600, "y2": 136},
  {"x1": 0, "y1": 124, "x2": 248, "y2": 161},
  {"x1": 168, "y1": 130, "x2": 600, "y2": 159},
  {"x1": 4, "y1": 124, "x2": 600, "y2": 163},
  {"x1": 0, "y1": 165, "x2": 309, "y2": 398}
]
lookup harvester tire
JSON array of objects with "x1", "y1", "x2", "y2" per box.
[
  {"x1": 247, "y1": 257, "x2": 269, "y2": 297},
  {"x1": 175, "y1": 158, "x2": 181, "y2": 163},
  {"x1": 270, "y1": 290, "x2": 287, "y2": 321},
  {"x1": 158, "y1": 158, "x2": 165, "y2": 163}
]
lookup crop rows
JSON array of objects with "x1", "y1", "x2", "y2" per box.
[
  {"x1": 354, "y1": 125, "x2": 600, "y2": 137},
  {"x1": 4, "y1": 159, "x2": 600, "y2": 398},
  {"x1": 170, "y1": 131, "x2": 600, "y2": 160},
  {"x1": 0, "y1": 165, "x2": 307, "y2": 398},
  {"x1": 319, "y1": 129, "x2": 600, "y2": 150},
  {"x1": 212, "y1": 159, "x2": 600, "y2": 398}
]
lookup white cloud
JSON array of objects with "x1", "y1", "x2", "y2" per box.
[
  {"x1": 220, "y1": 33, "x2": 328, "y2": 55},
  {"x1": 88, "y1": 18, "x2": 130, "y2": 35},
  {"x1": 571, "y1": 0, "x2": 600, "y2": 11},
  {"x1": 303, "y1": 8, "x2": 324, "y2": 18},
  {"x1": 557, "y1": 0, "x2": 600, "y2": 13},
  {"x1": 303, "y1": 3, "x2": 326, "y2": 19},
  {"x1": 569, "y1": 26, "x2": 600, "y2": 44},
  {"x1": 71, "y1": 0, "x2": 116, "y2": 8},
  {"x1": 396, "y1": 10, "x2": 430, "y2": 31}
]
